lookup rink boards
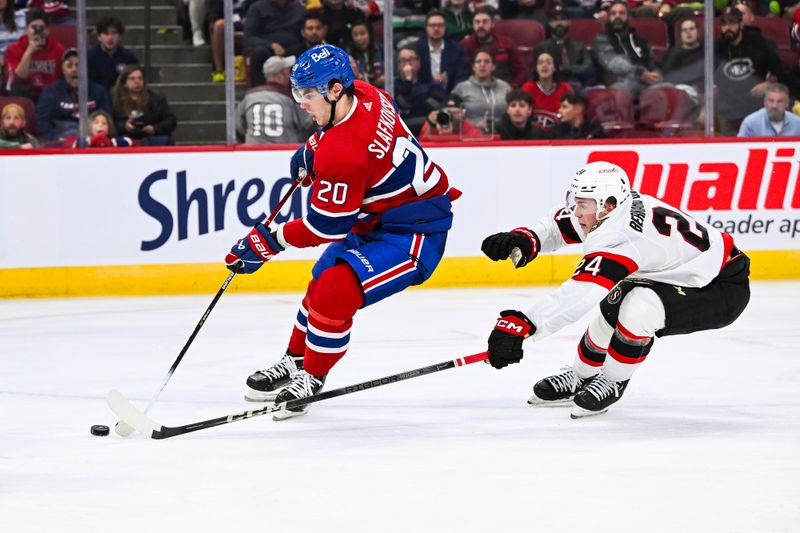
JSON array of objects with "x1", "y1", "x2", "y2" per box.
[{"x1": 1, "y1": 138, "x2": 800, "y2": 297}]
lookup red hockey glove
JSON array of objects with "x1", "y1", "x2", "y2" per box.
[
  {"x1": 487, "y1": 310, "x2": 535, "y2": 369},
  {"x1": 225, "y1": 224, "x2": 285, "y2": 274}
]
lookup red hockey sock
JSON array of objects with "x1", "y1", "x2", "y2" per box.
[
  {"x1": 303, "y1": 264, "x2": 364, "y2": 377},
  {"x1": 287, "y1": 279, "x2": 316, "y2": 356}
]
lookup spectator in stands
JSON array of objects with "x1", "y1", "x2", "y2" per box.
[
  {"x1": 737, "y1": 82, "x2": 800, "y2": 136},
  {"x1": 413, "y1": 9, "x2": 468, "y2": 94},
  {"x1": 3, "y1": 7, "x2": 64, "y2": 101},
  {"x1": 495, "y1": 88, "x2": 547, "y2": 140},
  {"x1": 662, "y1": 17, "x2": 703, "y2": 95},
  {"x1": 88, "y1": 16, "x2": 139, "y2": 92},
  {"x1": 245, "y1": 0, "x2": 306, "y2": 86},
  {"x1": 453, "y1": 50, "x2": 512, "y2": 133},
  {"x1": 313, "y1": 0, "x2": 364, "y2": 48},
  {"x1": 0, "y1": 102, "x2": 37, "y2": 148},
  {"x1": 418, "y1": 92, "x2": 481, "y2": 139},
  {"x1": 443, "y1": 0, "x2": 472, "y2": 42},
  {"x1": 394, "y1": 45, "x2": 446, "y2": 135},
  {"x1": 521, "y1": 50, "x2": 572, "y2": 128},
  {"x1": 346, "y1": 20, "x2": 384, "y2": 87},
  {"x1": 535, "y1": 4, "x2": 594, "y2": 90},
  {"x1": 460, "y1": 5, "x2": 527, "y2": 88},
  {"x1": 25, "y1": 0, "x2": 71, "y2": 24},
  {"x1": 593, "y1": 0, "x2": 661, "y2": 99},
  {"x1": 550, "y1": 91, "x2": 606, "y2": 139},
  {"x1": 36, "y1": 48, "x2": 111, "y2": 141},
  {"x1": 499, "y1": 0, "x2": 547, "y2": 23},
  {"x1": 236, "y1": 55, "x2": 312, "y2": 144},
  {"x1": 63, "y1": 109, "x2": 140, "y2": 147},
  {"x1": 715, "y1": 5, "x2": 784, "y2": 134},
  {"x1": 300, "y1": 12, "x2": 327, "y2": 52},
  {"x1": 183, "y1": 0, "x2": 208, "y2": 46},
  {"x1": 1, "y1": 0, "x2": 26, "y2": 56},
  {"x1": 208, "y1": 0, "x2": 250, "y2": 82},
  {"x1": 112, "y1": 64, "x2": 177, "y2": 146}
]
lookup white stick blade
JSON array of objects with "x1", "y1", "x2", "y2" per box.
[
  {"x1": 114, "y1": 420, "x2": 136, "y2": 437},
  {"x1": 106, "y1": 390, "x2": 162, "y2": 436}
]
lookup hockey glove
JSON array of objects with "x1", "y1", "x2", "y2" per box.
[
  {"x1": 487, "y1": 310, "x2": 536, "y2": 369},
  {"x1": 481, "y1": 228, "x2": 540, "y2": 268},
  {"x1": 225, "y1": 224, "x2": 285, "y2": 274},
  {"x1": 290, "y1": 141, "x2": 315, "y2": 187}
]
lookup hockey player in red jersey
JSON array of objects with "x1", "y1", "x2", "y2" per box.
[
  {"x1": 481, "y1": 161, "x2": 750, "y2": 418},
  {"x1": 225, "y1": 44, "x2": 458, "y2": 420}
]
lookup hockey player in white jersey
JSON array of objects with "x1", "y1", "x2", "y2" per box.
[{"x1": 481, "y1": 161, "x2": 751, "y2": 418}]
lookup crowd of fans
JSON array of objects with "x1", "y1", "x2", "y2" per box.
[
  {"x1": 2, "y1": 0, "x2": 800, "y2": 148},
  {"x1": 0, "y1": 2, "x2": 176, "y2": 148}
]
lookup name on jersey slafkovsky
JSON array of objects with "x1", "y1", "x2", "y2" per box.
[
  {"x1": 629, "y1": 191, "x2": 645, "y2": 233},
  {"x1": 367, "y1": 91, "x2": 397, "y2": 160}
]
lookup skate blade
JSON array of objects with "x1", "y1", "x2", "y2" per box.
[
  {"x1": 527, "y1": 396, "x2": 574, "y2": 407},
  {"x1": 570, "y1": 406, "x2": 608, "y2": 419},
  {"x1": 244, "y1": 389, "x2": 279, "y2": 402},
  {"x1": 272, "y1": 408, "x2": 308, "y2": 421}
]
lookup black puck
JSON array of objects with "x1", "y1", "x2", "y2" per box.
[{"x1": 90, "y1": 424, "x2": 110, "y2": 437}]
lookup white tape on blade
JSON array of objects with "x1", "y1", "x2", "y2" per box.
[
  {"x1": 106, "y1": 390, "x2": 162, "y2": 436},
  {"x1": 509, "y1": 247, "x2": 523, "y2": 267}
]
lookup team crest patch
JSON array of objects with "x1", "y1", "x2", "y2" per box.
[
  {"x1": 363, "y1": 102, "x2": 372, "y2": 111},
  {"x1": 607, "y1": 286, "x2": 622, "y2": 305}
]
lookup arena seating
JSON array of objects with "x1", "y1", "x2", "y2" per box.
[
  {"x1": 583, "y1": 87, "x2": 634, "y2": 132},
  {"x1": 638, "y1": 86, "x2": 697, "y2": 132},
  {"x1": 567, "y1": 18, "x2": 603, "y2": 50},
  {"x1": 49, "y1": 24, "x2": 78, "y2": 50},
  {"x1": 629, "y1": 18, "x2": 669, "y2": 61}
]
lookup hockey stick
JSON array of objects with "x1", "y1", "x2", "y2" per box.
[
  {"x1": 114, "y1": 176, "x2": 304, "y2": 437},
  {"x1": 107, "y1": 351, "x2": 489, "y2": 439}
]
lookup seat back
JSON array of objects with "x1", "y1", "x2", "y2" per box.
[
  {"x1": 49, "y1": 23, "x2": 78, "y2": 49},
  {"x1": 494, "y1": 19, "x2": 546, "y2": 49},
  {"x1": 0, "y1": 95, "x2": 38, "y2": 136},
  {"x1": 638, "y1": 86, "x2": 697, "y2": 129},
  {"x1": 584, "y1": 87, "x2": 634, "y2": 129},
  {"x1": 629, "y1": 18, "x2": 669, "y2": 61},
  {"x1": 567, "y1": 18, "x2": 604, "y2": 50},
  {"x1": 753, "y1": 15, "x2": 796, "y2": 69}
]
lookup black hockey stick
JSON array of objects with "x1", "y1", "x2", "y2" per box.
[
  {"x1": 113, "y1": 176, "x2": 304, "y2": 437},
  {"x1": 107, "y1": 351, "x2": 489, "y2": 439}
]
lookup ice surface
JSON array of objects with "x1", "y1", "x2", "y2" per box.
[{"x1": 1, "y1": 282, "x2": 798, "y2": 532}]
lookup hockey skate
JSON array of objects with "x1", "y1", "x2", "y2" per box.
[
  {"x1": 244, "y1": 352, "x2": 303, "y2": 402},
  {"x1": 570, "y1": 374, "x2": 629, "y2": 419},
  {"x1": 528, "y1": 366, "x2": 589, "y2": 406},
  {"x1": 272, "y1": 370, "x2": 326, "y2": 421}
]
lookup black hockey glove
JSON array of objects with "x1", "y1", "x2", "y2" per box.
[
  {"x1": 481, "y1": 228, "x2": 540, "y2": 268},
  {"x1": 487, "y1": 310, "x2": 536, "y2": 369}
]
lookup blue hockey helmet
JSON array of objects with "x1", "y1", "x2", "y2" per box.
[{"x1": 290, "y1": 44, "x2": 355, "y2": 100}]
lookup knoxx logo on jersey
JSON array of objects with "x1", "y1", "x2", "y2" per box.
[{"x1": 137, "y1": 170, "x2": 310, "y2": 251}]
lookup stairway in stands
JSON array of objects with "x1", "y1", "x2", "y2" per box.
[{"x1": 86, "y1": 0, "x2": 243, "y2": 145}]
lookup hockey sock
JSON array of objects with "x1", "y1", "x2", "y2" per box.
[
  {"x1": 287, "y1": 279, "x2": 316, "y2": 355},
  {"x1": 574, "y1": 314, "x2": 614, "y2": 379},
  {"x1": 303, "y1": 264, "x2": 364, "y2": 377},
  {"x1": 603, "y1": 287, "x2": 664, "y2": 382}
]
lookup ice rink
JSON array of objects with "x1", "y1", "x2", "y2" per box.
[{"x1": 2, "y1": 281, "x2": 799, "y2": 532}]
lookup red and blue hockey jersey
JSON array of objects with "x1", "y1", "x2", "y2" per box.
[{"x1": 276, "y1": 80, "x2": 452, "y2": 249}]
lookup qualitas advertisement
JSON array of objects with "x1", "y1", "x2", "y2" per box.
[{"x1": 0, "y1": 139, "x2": 799, "y2": 270}]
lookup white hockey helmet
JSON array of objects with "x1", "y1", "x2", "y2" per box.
[{"x1": 566, "y1": 161, "x2": 631, "y2": 217}]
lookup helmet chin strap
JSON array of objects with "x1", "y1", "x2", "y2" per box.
[{"x1": 323, "y1": 95, "x2": 337, "y2": 130}]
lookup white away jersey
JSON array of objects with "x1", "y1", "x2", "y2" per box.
[{"x1": 524, "y1": 191, "x2": 735, "y2": 341}]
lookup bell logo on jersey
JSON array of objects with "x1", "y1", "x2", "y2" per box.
[{"x1": 311, "y1": 48, "x2": 331, "y2": 62}]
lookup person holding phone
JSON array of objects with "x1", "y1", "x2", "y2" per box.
[
  {"x1": 3, "y1": 7, "x2": 65, "y2": 101},
  {"x1": 111, "y1": 64, "x2": 177, "y2": 145}
]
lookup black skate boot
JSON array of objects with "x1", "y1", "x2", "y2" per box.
[
  {"x1": 245, "y1": 351, "x2": 303, "y2": 402},
  {"x1": 272, "y1": 370, "x2": 326, "y2": 421},
  {"x1": 528, "y1": 366, "x2": 590, "y2": 406},
  {"x1": 570, "y1": 373, "x2": 629, "y2": 419}
]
